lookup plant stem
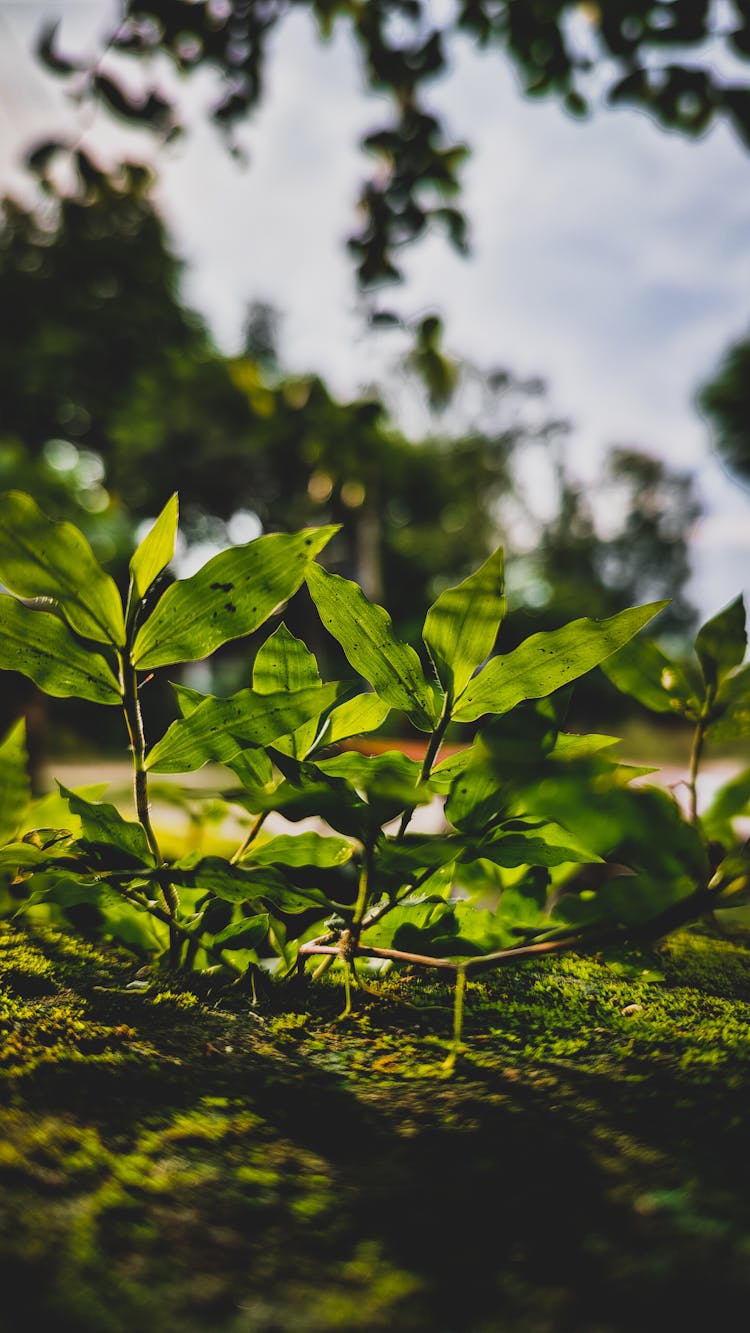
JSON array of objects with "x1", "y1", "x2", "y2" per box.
[
  {"x1": 687, "y1": 687, "x2": 714, "y2": 825},
  {"x1": 231, "y1": 810, "x2": 269, "y2": 864},
  {"x1": 111, "y1": 882, "x2": 243, "y2": 976},
  {"x1": 396, "y1": 706, "x2": 450, "y2": 840},
  {"x1": 119, "y1": 654, "x2": 179, "y2": 966},
  {"x1": 443, "y1": 964, "x2": 467, "y2": 1073}
]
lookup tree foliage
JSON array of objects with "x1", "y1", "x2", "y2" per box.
[
  {"x1": 698, "y1": 334, "x2": 750, "y2": 487},
  {"x1": 32, "y1": 1, "x2": 750, "y2": 298}
]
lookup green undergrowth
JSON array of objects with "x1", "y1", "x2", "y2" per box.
[{"x1": 1, "y1": 921, "x2": 750, "y2": 1332}]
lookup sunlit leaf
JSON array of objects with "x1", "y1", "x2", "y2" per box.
[
  {"x1": 694, "y1": 595, "x2": 746, "y2": 691},
  {"x1": 318, "y1": 693, "x2": 391, "y2": 748},
  {"x1": 601, "y1": 637, "x2": 698, "y2": 717},
  {"x1": 252, "y1": 623, "x2": 320, "y2": 692},
  {"x1": 146, "y1": 682, "x2": 345, "y2": 773},
  {"x1": 452, "y1": 602, "x2": 668, "y2": 723},
  {"x1": 253, "y1": 624, "x2": 322, "y2": 758},
  {"x1": 132, "y1": 525, "x2": 337, "y2": 669},
  {"x1": 305, "y1": 563, "x2": 437, "y2": 730},
  {"x1": 129, "y1": 493, "x2": 178, "y2": 601},
  {"x1": 0, "y1": 491, "x2": 125, "y2": 646},
  {"x1": 0, "y1": 596, "x2": 121, "y2": 704},
  {"x1": 423, "y1": 546, "x2": 506, "y2": 703},
  {"x1": 248, "y1": 832, "x2": 354, "y2": 869}
]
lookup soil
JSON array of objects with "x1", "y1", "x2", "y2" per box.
[{"x1": 1, "y1": 918, "x2": 749, "y2": 1332}]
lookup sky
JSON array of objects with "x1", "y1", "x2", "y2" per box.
[{"x1": 1, "y1": 0, "x2": 749, "y2": 623}]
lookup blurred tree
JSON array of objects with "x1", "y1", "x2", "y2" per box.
[
  {"x1": 506, "y1": 442, "x2": 701, "y2": 723},
  {"x1": 0, "y1": 164, "x2": 699, "y2": 748},
  {"x1": 698, "y1": 334, "x2": 750, "y2": 487},
  {"x1": 32, "y1": 0, "x2": 750, "y2": 305}
]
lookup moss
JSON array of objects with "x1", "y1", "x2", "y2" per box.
[{"x1": 1, "y1": 920, "x2": 750, "y2": 1331}]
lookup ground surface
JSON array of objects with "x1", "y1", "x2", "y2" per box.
[{"x1": 1, "y1": 919, "x2": 749, "y2": 1333}]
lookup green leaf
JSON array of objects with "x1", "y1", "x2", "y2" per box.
[
  {"x1": 59, "y1": 786, "x2": 155, "y2": 868},
  {"x1": 708, "y1": 664, "x2": 750, "y2": 741},
  {"x1": 444, "y1": 758, "x2": 509, "y2": 834},
  {"x1": 452, "y1": 602, "x2": 668, "y2": 723},
  {"x1": 695, "y1": 596, "x2": 747, "y2": 691},
  {"x1": 305, "y1": 563, "x2": 437, "y2": 731},
  {"x1": 214, "y1": 914, "x2": 270, "y2": 952},
  {"x1": 471, "y1": 824, "x2": 603, "y2": 869},
  {"x1": 248, "y1": 832, "x2": 354, "y2": 869},
  {"x1": 169, "y1": 856, "x2": 287, "y2": 902},
  {"x1": 0, "y1": 721, "x2": 30, "y2": 844},
  {"x1": 0, "y1": 596, "x2": 122, "y2": 705},
  {"x1": 0, "y1": 491, "x2": 125, "y2": 646},
  {"x1": 318, "y1": 750, "x2": 430, "y2": 824},
  {"x1": 253, "y1": 624, "x2": 322, "y2": 759},
  {"x1": 702, "y1": 766, "x2": 750, "y2": 844},
  {"x1": 601, "y1": 638, "x2": 698, "y2": 718},
  {"x1": 318, "y1": 693, "x2": 391, "y2": 748},
  {"x1": 132, "y1": 525, "x2": 337, "y2": 670},
  {"x1": 146, "y1": 683, "x2": 345, "y2": 773},
  {"x1": 129, "y1": 493, "x2": 178, "y2": 601},
  {"x1": 422, "y1": 546, "x2": 506, "y2": 703},
  {"x1": 252, "y1": 623, "x2": 320, "y2": 692}
]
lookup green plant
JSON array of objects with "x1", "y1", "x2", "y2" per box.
[{"x1": 0, "y1": 491, "x2": 748, "y2": 1067}]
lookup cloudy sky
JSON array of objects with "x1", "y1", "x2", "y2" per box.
[{"x1": 1, "y1": 0, "x2": 749, "y2": 622}]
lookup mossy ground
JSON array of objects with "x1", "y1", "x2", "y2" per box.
[{"x1": 1, "y1": 920, "x2": 749, "y2": 1332}]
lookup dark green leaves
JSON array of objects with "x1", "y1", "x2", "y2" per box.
[
  {"x1": 132, "y1": 525, "x2": 337, "y2": 669},
  {"x1": 0, "y1": 490, "x2": 125, "y2": 646},
  {"x1": 452, "y1": 602, "x2": 668, "y2": 722},
  {"x1": 0, "y1": 596, "x2": 121, "y2": 704},
  {"x1": 305, "y1": 563, "x2": 437, "y2": 730},
  {"x1": 60, "y1": 786, "x2": 155, "y2": 868},
  {"x1": 423, "y1": 546, "x2": 506, "y2": 702},
  {"x1": 695, "y1": 596, "x2": 747, "y2": 691}
]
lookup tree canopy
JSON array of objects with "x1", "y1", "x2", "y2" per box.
[{"x1": 32, "y1": 1, "x2": 750, "y2": 302}]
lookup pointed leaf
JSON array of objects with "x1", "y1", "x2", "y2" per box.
[
  {"x1": 472, "y1": 824, "x2": 603, "y2": 869},
  {"x1": 423, "y1": 546, "x2": 506, "y2": 703},
  {"x1": 453, "y1": 602, "x2": 668, "y2": 723},
  {"x1": 0, "y1": 721, "x2": 30, "y2": 844},
  {"x1": 252, "y1": 623, "x2": 320, "y2": 692},
  {"x1": 0, "y1": 491, "x2": 124, "y2": 645},
  {"x1": 214, "y1": 914, "x2": 270, "y2": 952},
  {"x1": 0, "y1": 596, "x2": 121, "y2": 704},
  {"x1": 305, "y1": 563, "x2": 437, "y2": 730},
  {"x1": 146, "y1": 682, "x2": 345, "y2": 773},
  {"x1": 708, "y1": 664, "x2": 750, "y2": 741},
  {"x1": 601, "y1": 637, "x2": 698, "y2": 717},
  {"x1": 59, "y1": 786, "x2": 155, "y2": 868},
  {"x1": 169, "y1": 857, "x2": 288, "y2": 903},
  {"x1": 695, "y1": 596, "x2": 747, "y2": 691},
  {"x1": 132, "y1": 525, "x2": 337, "y2": 669},
  {"x1": 248, "y1": 832, "x2": 354, "y2": 869},
  {"x1": 129, "y1": 493, "x2": 178, "y2": 601},
  {"x1": 170, "y1": 856, "x2": 334, "y2": 913},
  {"x1": 253, "y1": 624, "x2": 321, "y2": 759},
  {"x1": 319, "y1": 692, "x2": 391, "y2": 747}
]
